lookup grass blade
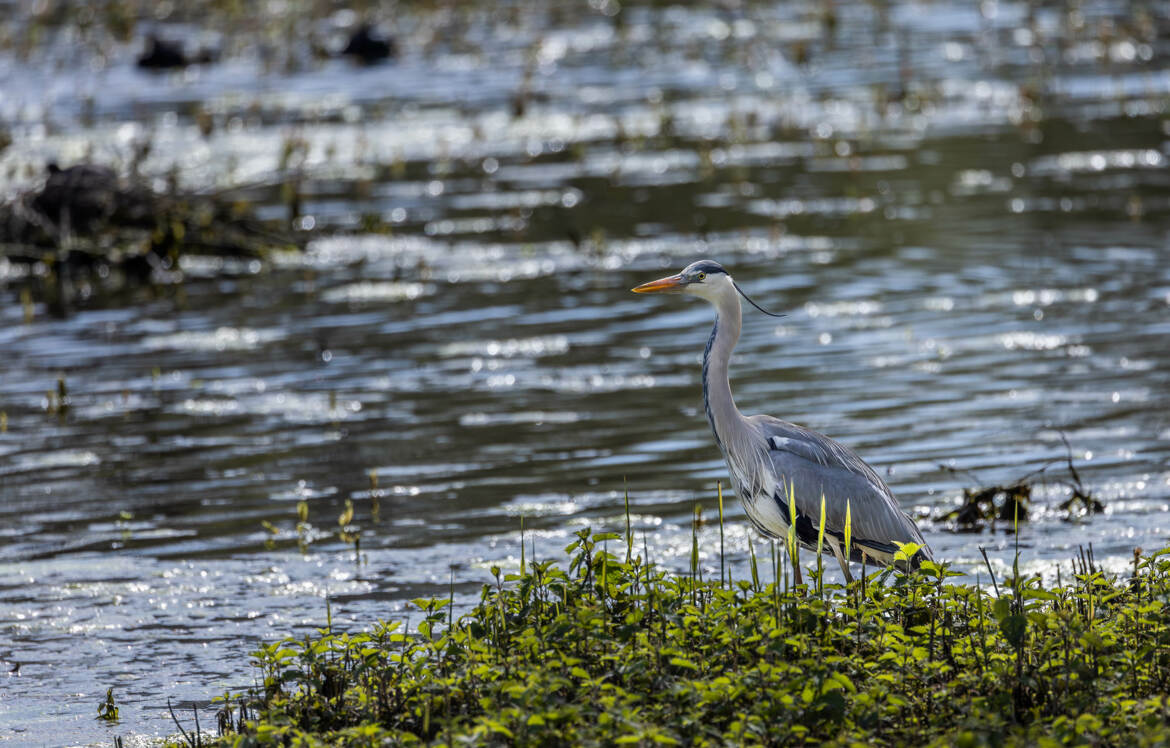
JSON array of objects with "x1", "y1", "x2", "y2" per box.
[
  {"x1": 717, "y1": 482, "x2": 725, "y2": 589},
  {"x1": 844, "y1": 499, "x2": 852, "y2": 565},
  {"x1": 817, "y1": 493, "x2": 826, "y2": 596},
  {"x1": 785, "y1": 479, "x2": 801, "y2": 589}
]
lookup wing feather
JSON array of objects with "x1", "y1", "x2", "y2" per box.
[{"x1": 750, "y1": 415, "x2": 932, "y2": 565}]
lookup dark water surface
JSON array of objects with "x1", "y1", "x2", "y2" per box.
[{"x1": 2, "y1": 1, "x2": 1170, "y2": 743}]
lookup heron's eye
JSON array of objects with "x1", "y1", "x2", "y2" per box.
[{"x1": 696, "y1": 272, "x2": 706, "y2": 281}]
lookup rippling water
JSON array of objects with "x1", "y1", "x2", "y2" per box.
[{"x1": 2, "y1": 1, "x2": 1170, "y2": 743}]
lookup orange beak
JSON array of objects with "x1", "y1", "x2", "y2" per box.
[{"x1": 631, "y1": 274, "x2": 685, "y2": 294}]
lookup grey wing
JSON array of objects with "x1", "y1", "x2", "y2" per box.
[{"x1": 751, "y1": 415, "x2": 932, "y2": 564}]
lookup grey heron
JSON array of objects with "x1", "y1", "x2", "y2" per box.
[{"x1": 632, "y1": 260, "x2": 933, "y2": 582}]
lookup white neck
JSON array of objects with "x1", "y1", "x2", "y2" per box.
[{"x1": 702, "y1": 287, "x2": 745, "y2": 451}]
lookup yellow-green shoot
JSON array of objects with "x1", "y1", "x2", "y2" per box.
[
  {"x1": 785, "y1": 479, "x2": 799, "y2": 572},
  {"x1": 893, "y1": 541, "x2": 922, "y2": 566},
  {"x1": 816, "y1": 494, "x2": 826, "y2": 595},
  {"x1": 844, "y1": 499, "x2": 853, "y2": 566}
]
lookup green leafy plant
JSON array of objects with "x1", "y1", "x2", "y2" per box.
[
  {"x1": 97, "y1": 687, "x2": 118, "y2": 722},
  {"x1": 217, "y1": 517, "x2": 1170, "y2": 746}
]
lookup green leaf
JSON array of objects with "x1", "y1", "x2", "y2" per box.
[
  {"x1": 893, "y1": 541, "x2": 921, "y2": 563},
  {"x1": 999, "y1": 613, "x2": 1027, "y2": 647},
  {"x1": 483, "y1": 719, "x2": 513, "y2": 738}
]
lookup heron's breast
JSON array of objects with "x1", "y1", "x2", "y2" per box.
[{"x1": 723, "y1": 454, "x2": 788, "y2": 537}]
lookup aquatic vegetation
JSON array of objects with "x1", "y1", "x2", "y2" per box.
[
  {"x1": 216, "y1": 526, "x2": 1170, "y2": 746},
  {"x1": 338, "y1": 498, "x2": 361, "y2": 563},
  {"x1": 169, "y1": 697, "x2": 208, "y2": 748},
  {"x1": 1055, "y1": 435, "x2": 1105, "y2": 518},
  {"x1": 938, "y1": 442, "x2": 1104, "y2": 532},
  {"x1": 941, "y1": 480, "x2": 1032, "y2": 531},
  {"x1": 97, "y1": 687, "x2": 119, "y2": 722},
  {"x1": 0, "y1": 162, "x2": 300, "y2": 305},
  {"x1": 260, "y1": 494, "x2": 363, "y2": 561},
  {"x1": 44, "y1": 376, "x2": 70, "y2": 417}
]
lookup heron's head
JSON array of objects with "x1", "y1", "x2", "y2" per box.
[
  {"x1": 630, "y1": 260, "x2": 731, "y2": 301},
  {"x1": 632, "y1": 260, "x2": 785, "y2": 317}
]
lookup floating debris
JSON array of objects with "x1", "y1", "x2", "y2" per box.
[
  {"x1": 340, "y1": 24, "x2": 397, "y2": 64},
  {"x1": 940, "y1": 478, "x2": 1032, "y2": 532},
  {"x1": 137, "y1": 36, "x2": 194, "y2": 69},
  {"x1": 28, "y1": 164, "x2": 124, "y2": 234},
  {"x1": 136, "y1": 32, "x2": 219, "y2": 70},
  {"x1": 0, "y1": 163, "x2": 301, "y2": 304},
  {"x1": 937, "y1": 437, "x2": 1104, "y2": 531}
]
